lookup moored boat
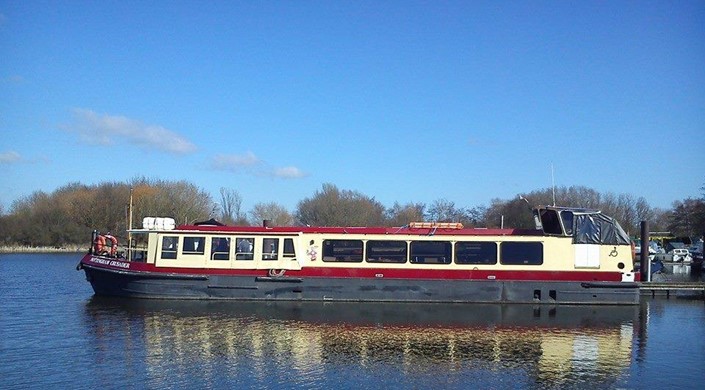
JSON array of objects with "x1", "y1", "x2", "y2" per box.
[{"x1": 77, "y1": 205, "x2": 639, "y2": 304}]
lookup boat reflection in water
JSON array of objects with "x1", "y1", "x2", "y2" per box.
[{"x1": 84, "y1": 299, "x2": 638, "y2": 388}]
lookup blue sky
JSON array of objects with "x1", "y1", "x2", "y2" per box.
[{"x1": 1, "y1": 1, "x2": 703, "y2": 214}]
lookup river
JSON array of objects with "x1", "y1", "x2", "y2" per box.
[{"x1": 1, "y1": 253, "x2": 704, "y2": 389}]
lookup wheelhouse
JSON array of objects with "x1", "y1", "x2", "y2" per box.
[{"x1": 534, "y1": 206, "x2": 631, "y2": 245}]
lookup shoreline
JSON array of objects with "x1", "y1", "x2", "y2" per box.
[{"x1": 0, "y1": 245, "x2": 85, "y2": 254}]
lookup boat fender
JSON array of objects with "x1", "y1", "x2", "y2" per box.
[
  {"x1": 631, "y1": 241, "x2": 636, "y2": 261},
  {"x1": 75, "y1": 261, "x2": 83, "y2": 271},
  {"x1": 268, "y1": 269, "x2": 286, "y2": 277}
]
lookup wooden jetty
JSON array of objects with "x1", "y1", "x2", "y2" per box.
[{"x1": 638, "y1": 282, "x2": 705, "y2": 299}]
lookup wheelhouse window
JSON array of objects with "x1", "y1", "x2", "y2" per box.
[
  {"x1": 540, "y1": 209, "x2": 564, "y2": 235},
  {"x1": 262, "y1": 238, "x2": 279, "y2": 260},
  {"x1": 283, "y1": 238, "x2": 296, "y2": 258},
  {"x1": 161, "y1": 236, "x2": 178, "y2": 259},
  {"x1": 560, "y1": 210, "x2": 574, "y2": 235},
  {"x1": 211, "y1": 237, "x2": 230, "y2": 260},
  {"x1": 322, "y1": 240, "x2": 363, "y2": 262},
  {"x1": 500, "y1": 242, "x2": 543, "y2": 265},
  {"x1": 455, "y1": 242, "x2": 497, "y2": 264},
  {"x1": 236, "y1": 238, "x2": 254, "y2": 260},
  {"x1": 410, "y1": 241, "x2": 451, "y2": 264},
  {"x1": 366, "y1": 240, "x2": 407, "y2": 263},
  {"x1": 183, "y1": 236, "x2": 205, "y2": 255}
]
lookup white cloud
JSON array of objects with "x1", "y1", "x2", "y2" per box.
[
  {"x1": 210, "y1": 152, "x2": 305, "y2": 179},
  {"x1": 210, "y1": 152, "x2": 260, "y2": 171},
  {"x1": 0, "y1": 150, "x2": 21, "y2": 164},
  {"x1": 65, "y1": 108, "x2": 197, "y2": 154},
  {"x1": 274, "y1": 166, "x2": 306, "y2": 179},
  {"x1": 1, "y1": 75, "x2": 23, "y2": 84}
]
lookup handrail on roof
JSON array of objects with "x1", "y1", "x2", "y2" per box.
[
  {"x1": 408, "y1": 222, "x2": 464, "y2": 229},
  {"x1": 537, "y1": 205, "x2": 602, "y2": 215}
]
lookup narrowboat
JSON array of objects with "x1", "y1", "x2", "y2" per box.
[{"x1": 77, "y1": 205, "x2": 640, "y2": 304}]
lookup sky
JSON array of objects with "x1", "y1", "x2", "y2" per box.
[{"x1": 1, "y1": 1, "x2": 704, "y2": 215}]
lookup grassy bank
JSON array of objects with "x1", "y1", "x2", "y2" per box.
[{"x1": 0, "y1": 245, "x2": 85, "y2": 253}]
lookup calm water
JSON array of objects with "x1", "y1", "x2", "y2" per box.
[{"x1": 1, "y1": 254, "x2": 704, "y2": 389}]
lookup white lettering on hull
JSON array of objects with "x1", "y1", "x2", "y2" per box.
[{"x1": 89, "y1": 257, "x2": 130, "y2": 269}]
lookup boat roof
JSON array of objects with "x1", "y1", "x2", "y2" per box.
[{"x1": 165, "y1": 224, "x2": 543, "y2": 237}]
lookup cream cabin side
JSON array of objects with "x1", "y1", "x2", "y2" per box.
[
  {"x1": 141, "y1": 231, "x2": 303, "y2": 271},
  {"x1": 294, "y1": 233, "x2": 631, "y2": 275}
]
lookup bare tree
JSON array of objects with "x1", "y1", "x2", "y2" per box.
[
  {"x1": 668, "y1": 198, "x2": 705, "y2": 236},
  {"x1": 130, "y1": 178, "x2": 212, "y2": 225},
  {"x1": 7, "y1": 178, "x2": 699, "y2": 247},
  {"x1": 164, "y1": 181, "x2": 213, "y2": 225},
  {"x1": 218, "y1": 187, "x2": 247, "y2": 225},
  {"x1": 296, "y1": 183, "x2": 385, "y2": 226},
  {"x1": 385, "y1": 202, "x2": 425, "y2": 226},
  {"x1": 425, "y1": 199, "x2": 466, "y2": 222},
  {"x1": 556, "y1": 186, "x2": 602, "y2": 209},
  {"x1": 250, "y1": 202, "x2": 294, "y2": 226},
  {"x1": 482, "y1": 197, "x2": 535, "y2": 229},
  {"x1": 615, "y1": 194, "x2": 638, "y2": 233},
  {"x1": 649, "y1": 207, "x2": 670, "y2": 232}
]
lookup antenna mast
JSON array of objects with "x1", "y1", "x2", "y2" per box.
[
  {"x1": 551, "y1": 163, "x2": 556, "y2": 206},
  {"x1": 128, "y1": 187, "x2": 133, "y2": 259}
]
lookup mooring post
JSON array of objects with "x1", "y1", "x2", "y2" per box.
[{"x1": 640, "y1": 221, "x2": 650, "y2": 282}]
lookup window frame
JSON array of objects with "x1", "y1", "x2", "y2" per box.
[
  {"x1": 322, "y1": 239, "x2": 364, "y2": 263},
  {"x1": 210, "y1": 237, "x2": 231, "y2": 261},
  {"x1": 235, "y1": 237, "x2": 255, "y2": 260},
  {"x1": 366, "y1": 240, "x2": 408, "y2": 263},
  {"x1": 283, "y1": 238, "x2": 296, "y2": 258},
  {"x1": 499, "y1": 242, "x2": 543, "y2": 265},
  {"x1": 182, "y1": 236, "x2": 206, "y2": 255},
  {"x1": 160, "y1": 235, "x2": 179, "y2": 259},
  {"x1": 454, "y1": 241, "x2": 497, "y2": 265},
  {"x1": 262, "y1": 238, "x2": 279, "y2": 261},
  {"x1": 410, "y1": 241, "x2": 452, "y2": 264}
]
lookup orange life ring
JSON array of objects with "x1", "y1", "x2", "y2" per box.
[
  {"x1": 93, "y1": 235, "x2": 107, "y2": 255},
  {"x1": 105, "y1": 235, "x2": 118, "y2": 257}
]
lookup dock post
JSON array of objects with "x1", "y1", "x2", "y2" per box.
[{"x1": 640, "y1": 221, "x2": 650, "y2": 282}]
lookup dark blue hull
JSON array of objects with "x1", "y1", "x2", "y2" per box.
[{"x1": 82, "y1": 264, "x2": 640, "y2": 305}]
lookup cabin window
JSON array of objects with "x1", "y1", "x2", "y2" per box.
[
  {"x1": 236, "y1": 237, "x2": 254, "y2": 260},
  {"x1": 366, "y1": 240, "x2": 407, "y2": 263},
  {"x1": 161, "y1": 236, "x2": 179, "y2": 259},
  {"x1": 455, "y1": 242, "x2": 497, "y2": 264},
  {"x1": 322, "y1": 240, "x2": 363, "y2": 262},
  {"x1": 410, "y1": 241, "x2": 451, "y2": 264},
  {"x1": 183, "y1": 236, "x2": 206, "y2": 255},
  {"x1": 500, "y1": 242, "x2": 543, "y2": 265},
  {"x1": 263, "y1": 238, "x2": 279, "y2": 260},
  {"x1": 283, "y1": 238, "x2": 296, "y2": 258},
  {"x1": 540, "y1": 209, "x2": 564, "y2": 235},
  {"x1": 211, "y1": 237, "x2": 230, "y2": 260}
]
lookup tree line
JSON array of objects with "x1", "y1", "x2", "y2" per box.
[{"x1": 1, "y1": 178, "x2": 703, "y2": 248}]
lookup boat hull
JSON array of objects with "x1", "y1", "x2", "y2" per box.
[{"x1": 81, "y1": 261, "x2": 639, "y2": 305}]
